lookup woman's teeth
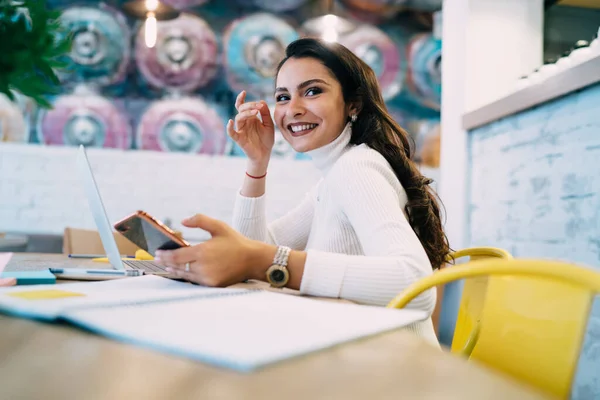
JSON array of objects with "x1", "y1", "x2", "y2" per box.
[{"x1": 290, "y1": 124, "x2": 317, "y2": 133}]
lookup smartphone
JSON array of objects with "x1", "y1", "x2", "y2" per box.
[{"x1": 114, "y1": 211, "x2": 190, "y2": 256}]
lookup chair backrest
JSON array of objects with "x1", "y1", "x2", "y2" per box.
[
  {"x1": 388, "y1": 258, "x2": 600, "y2": 399},
  {"x1": 447, "y1": 247, "x2": 512, "y2": 354}
]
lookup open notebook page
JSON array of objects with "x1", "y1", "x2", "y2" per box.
[
  {"x1": 0, "y1": 275, "x2": 245, "y2": 320},
  {"x1": 62, "y1": 291, "x2": 428, "y2": 372}
]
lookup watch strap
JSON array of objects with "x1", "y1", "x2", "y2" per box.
[
  {"x1": 273, "y1": 245, "x2": 291, "y2": 267},
  {"x1": 267, "y1": 245, "x2": 291, "y2": 288}
]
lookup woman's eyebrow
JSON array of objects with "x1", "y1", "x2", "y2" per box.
[
  {"x1": 297, "y1": 78, "x2": 329, "y2": 90},
  {"x1": 275, "y1": 78, "x2": 330, "y2": 94}
]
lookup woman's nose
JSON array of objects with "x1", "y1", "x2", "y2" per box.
[{"x1": 287, "y1": 97, "x2": 306, "y2": 117}]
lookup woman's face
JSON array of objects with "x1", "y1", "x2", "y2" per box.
[{"x1": 274, "y1": 57, "x2": 351, "y2": 153}]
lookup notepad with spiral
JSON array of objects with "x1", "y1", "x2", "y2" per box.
[{"x1": 0, "y1": 275, "x2": 428, "y2": 372}]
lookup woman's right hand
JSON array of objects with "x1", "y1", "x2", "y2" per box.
[{"x1": 227, "y1": 91, "x2": 275, "y2": 166}]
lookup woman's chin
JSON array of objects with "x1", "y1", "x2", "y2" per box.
[
  {"x1": 289, "y1": 141, "x2": 316, "y2": 154},
  {"x1": 282, "y1": 135, "x2": 314, "y2": 154}
]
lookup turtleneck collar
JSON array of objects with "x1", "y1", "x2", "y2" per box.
[{"x1": 306, "y1": 122, "x2": 353, "y2": 175}]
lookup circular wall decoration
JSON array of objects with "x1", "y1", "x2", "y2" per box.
[
  {"x1": 36, "y1": 87, "x2": 131, "y2": 148},
  {"x1": 247, "y1": 0, "x2": 309, "y2": 12},
  {"x1": 339, "y1": 0, "x2": 407, "y2": 20},
  {"x1": 223, "y1": 13, "x2": 299, "y2": 98},
  {"x1": 137, "y1": 96, "x2": 227, "y2": 154},
  {"x1": 161, "y1": 0, "x2": 210, "y2": 10},
  {"x1": 406, "y1": 33, "x2": 441, "y2": 110},
  {"x1": 135, "y1": 13, "x2": 219, "y2": 92},
  {"x1": 338, "y1": 24, "x2": 404, "y2": 100},
  {"x1": 59, "y1": 5, "x2": 130, "y2": 86},
  {"x1": 406, "y1": 0, "x2": 442, "y2": 11}
]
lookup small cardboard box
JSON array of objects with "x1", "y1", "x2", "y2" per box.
[{"x1": 63, "y1": 227, "x2": 140, "y2": 255}]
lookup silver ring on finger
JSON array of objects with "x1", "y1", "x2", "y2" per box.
[{"x1": 185, "y1": 262, "x2": 190, "y2": 272}]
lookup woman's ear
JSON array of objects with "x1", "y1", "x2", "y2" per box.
[{"x1": 348, "y1": 100, "x2": 362, "y2": 117}]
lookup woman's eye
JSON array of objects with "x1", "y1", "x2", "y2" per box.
[
  {"x1": 305, "y1": 87, "x2": 322, "y2": 96},
  {"x1": 276, "y1": 94, "x2": 290, "y2": 102}
]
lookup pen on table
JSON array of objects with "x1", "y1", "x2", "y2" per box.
[
  {"x1": 49, "y1": 268, "x2": 143, "y2": 277},
  {"x1": 68, "y1": 254, "x2": 136, "y2": 259}
]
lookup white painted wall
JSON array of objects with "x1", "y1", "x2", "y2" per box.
[
  {"x1": 0, "y1": 143, "x2": 320, "y2": 243},
  {"x1": 465, "y1": 0, "x2": 544, "y2": 112},
  {"x1": 439, "y1": 0, "x2": 470, "y2": 250},
  {"x1": 439, "y1": 0, "x2": 544, "y2": 250}
]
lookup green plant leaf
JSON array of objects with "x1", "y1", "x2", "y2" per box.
[
  {"x1": 31, "y1": 95, "x2": 53, "y2": 109},
  {"x1": 46, "y1": 58, "x2": 70, "y2": 69},
  {"x1": 52, "y1": 36, "x2": 72, "y2": 55},
  {"x1": 36, "y1": 61, "x2": 60, "y2": 85},
  {"x1": 0, "y1": 0, "x2": 71, "y2": 108}
]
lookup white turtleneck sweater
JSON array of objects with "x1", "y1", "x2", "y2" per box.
[{"x1": 232, "y1": 123, "x2": 439, "y2": 345}]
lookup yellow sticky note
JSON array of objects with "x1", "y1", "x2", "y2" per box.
[
  {"x1": 7, "y1": 289, "x2": 85, "y2": 300},
  {"x1": 135, "y1": 249, "x2": 154, "y2": 260},
  {"x1": 92, "y1": 257, "x2": 131, "y2": 263}
]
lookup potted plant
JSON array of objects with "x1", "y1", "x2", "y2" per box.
[
  {"x1": 0, "y1": 0, "x2": 71, "y2": 269},
  {"x1": 0, "y1": 0, "x2": 71, "y2": 108}
]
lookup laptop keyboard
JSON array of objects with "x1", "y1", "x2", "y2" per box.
[{"x1": 123, "y1": 260, "x2": 168, "y2": 273}]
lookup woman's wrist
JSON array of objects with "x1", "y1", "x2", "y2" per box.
[
  {"x1": 241, "y1": 159, "x2": 269, "y2": 197},
  {"x1": 245, "y1": 241, "x2": 277, "y2": 281},
  {"x1": 244, "y1": 241, "x2": 306, "y2": 290},
  {"x1": 245, "y1": 171, "x2": 267, "y2": 180},
  {"x1": 246, "y1": 159, "x2": 269, "y2": 177}
]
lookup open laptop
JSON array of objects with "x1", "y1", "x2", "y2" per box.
[{"x1": 76, "y1": 145, "x2": 170, "y2": 276}]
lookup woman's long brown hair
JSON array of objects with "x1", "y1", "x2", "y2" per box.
[{"x1": 277, "y1": 38, "x2": 451, "y2": 269}]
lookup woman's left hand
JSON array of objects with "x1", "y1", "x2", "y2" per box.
[
  {"x1": 154, "y1": 214, "x2": 275, "y2": 287},
  {"x1": 0, "y1": 277, "x2": 16, "y2": 287}
]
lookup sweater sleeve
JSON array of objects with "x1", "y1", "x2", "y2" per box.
[
  {"x1": 299, "y1": 153, "x2": 436, "y2": 312},
  {"x1": 231, "y1": 182, "x2": 319, "y2": 250}
]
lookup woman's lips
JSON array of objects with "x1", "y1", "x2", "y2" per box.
[{"x1": 288, "y1": 123, "x2": 318, "y2": 137}]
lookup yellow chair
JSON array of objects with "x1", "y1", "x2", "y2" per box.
[
  {"x1": 441, "y1": 247, "x2": 513, "y2": 354},
  {"x1": 388, "y1": 258, "x2": 600, "y2": 399}
]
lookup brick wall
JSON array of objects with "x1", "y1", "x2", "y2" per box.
[
  {"x1": 0, "y1": 144, "x2": 320, "y2": 243},
  {"x1": 468, "y1": 83, "x2": 600, "y2": 399}
]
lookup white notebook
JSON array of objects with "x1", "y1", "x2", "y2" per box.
[
  {"x1": 0, "y1": 275, "x2": 242, "y2": 320},
  {"x1": 0, "y1": 276, "x2": 428, "y2": 371}
]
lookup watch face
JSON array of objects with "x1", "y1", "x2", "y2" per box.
[
  {"x1": 270, "y1": 268, "x2": 286, "y2": 283},
  {"x1": 267, "y1": 265, "x2": 289, "y2": 287}
]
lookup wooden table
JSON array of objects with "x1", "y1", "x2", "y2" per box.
[{"x1": 0, "y1": 253, "x2": 553, "y2": 400}]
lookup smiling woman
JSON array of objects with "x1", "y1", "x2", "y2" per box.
[
  {"x1": 154, "y1": 38, "x2": 450, "y2": 346},
  {"x1": 274, "y1": 62, "x2": 353, "y2": 153}
]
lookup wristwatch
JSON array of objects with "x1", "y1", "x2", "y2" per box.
[{"x1": 266, "y1": 245, "x2": 291, "y2": 288}]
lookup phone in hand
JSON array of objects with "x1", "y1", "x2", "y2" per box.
[{"x1": 114, "y1": 211, "x2": 190, "y2": 256}]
